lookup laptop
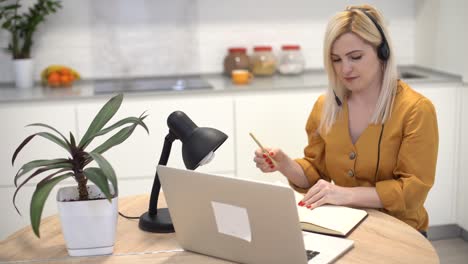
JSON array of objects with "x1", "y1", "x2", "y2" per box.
[{"x1": 158, "y1": 165, "x2": 354, "y2": 264}]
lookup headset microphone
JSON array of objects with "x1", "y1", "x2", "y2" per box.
[{"x1": 333, "y1": 90, "x2": 342, "y2": 106}]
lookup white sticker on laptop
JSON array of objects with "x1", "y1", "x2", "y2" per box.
[{"x1": 211, "y1": 201, "x2": 252, "y2": 242}]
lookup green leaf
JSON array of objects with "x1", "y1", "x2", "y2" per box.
[
  {"x1": 69, "y1": 132, "x2": 76, "y2": 148},
  {"x1": 88, "y1": 152, "x2": 118, "y2": 196},
  {"x1": 14, "y1": 158, "x2": 71, "y2": 185},
  {"x1": 12, "y1": 132, "x2": 71, "y2": 165},
  {"x1": 13, "y1": 168, "x2": 71, "y2": 215},
  {"x1": 31, "y1": 173, "x2": 71, "y2": 237},
  {"x1": 85, "y1": 115, "x2": 149, "y2": 143},
  {"x1": 79, "y1": 94, "x2": 123, "y2": 148},
  {"x1": 91, "y1": 124, "x2": 136, "y2": 155},
  {"x1": 27, "y1": 123, "x2": 70, "y2": 146},
  {"x1": 3, "y1": 4, "x2": 20, "y2": 10},
  {"x1": 2, "y1": 19, "x2": 11, "y2": 29},
  {"x1": 83, "y1": 168, "x2": 113, "y2": 201},
  {"x1": 14, "y1": 158, "x2": 72, "y2": 186}
]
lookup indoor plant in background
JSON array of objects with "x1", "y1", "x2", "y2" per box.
[
  {"x1": 0, "y1": 0, "x2": 62, "y2": 89},
  {"x1": 12, "y1": 93, "x2": 149, "y2": 256}
]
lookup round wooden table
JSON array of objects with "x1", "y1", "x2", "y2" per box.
[{"x1": 0, "y1": 194, "x2": 439, "y2": 263}]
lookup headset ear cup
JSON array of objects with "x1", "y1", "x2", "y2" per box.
[{"x1": 378, "y1": 42, "x2": 390, "y2": 61}]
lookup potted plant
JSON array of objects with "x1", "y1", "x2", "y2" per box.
[
  {"x1": 12, "y1": 93, "x2": 149, "y2": 256},
  {"x1": 0, "y1": 0, "x2": 62, "y2": 89}
]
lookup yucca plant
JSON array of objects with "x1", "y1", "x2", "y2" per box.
[{"x1": 11, "y1": 93, "x2": 148, "y2": 237}]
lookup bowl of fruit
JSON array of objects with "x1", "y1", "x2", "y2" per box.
[{"x1": 41, "y1": 65, "x2": 81, "y2": 88}]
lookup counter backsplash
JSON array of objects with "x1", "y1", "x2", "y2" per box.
[{"x1": 0, "y1": 0, "x2": 416, "y2": 83}]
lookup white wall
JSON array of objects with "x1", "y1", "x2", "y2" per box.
[
  {"x1": 195, "y1": 0, "x2": 416, "y2": 73},
  {"x1": 0, "y1": 0, "x2": 416, "y2": 82},
  {"x1": 415, "y1": 0, "x2": 468, "y2": 82}
]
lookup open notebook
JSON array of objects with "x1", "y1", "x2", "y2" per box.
[{"x1": 294, "y1": 192, "x2": 368, "y2": 237}]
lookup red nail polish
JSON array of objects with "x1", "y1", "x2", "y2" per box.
[
  {"x1": 266, "y1": 159, "x2": 272, "y2": 164},
  {"x1": 263, "y1": 154, "x2": 267, "y2": 158},
  {"x1": 306, "y1": 205, "x2": 311, "y2": 209},
  {"x1": 270, "y1": 165, "x2": 274, "y2": 169},
  {"x1": 269, "y1": 151, "x2": 274, "y2": 156},
  {"x1": 298, "y1": 201, "x2": 305, "y2": 206}
]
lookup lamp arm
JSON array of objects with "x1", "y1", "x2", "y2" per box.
[{"x1": 148, "y1": 132, "x2": 177, "y2": 215}]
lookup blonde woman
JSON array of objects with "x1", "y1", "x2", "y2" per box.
[{"x1": 253, "y1": 5, "x2": 438, "y2": 237}]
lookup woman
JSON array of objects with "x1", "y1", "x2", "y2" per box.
[{"x1": 253, "y1": 5, "x2": 438, "y2": 236}]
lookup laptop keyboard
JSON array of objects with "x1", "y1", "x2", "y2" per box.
[{"x1": 306, "y1": 250, "x2": 320, "y2": 260}]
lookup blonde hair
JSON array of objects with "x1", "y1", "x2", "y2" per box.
[{"x1": 320, "y1": 5, "x2": 398, "y2": 134}]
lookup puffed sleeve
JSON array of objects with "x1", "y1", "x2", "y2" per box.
[
  {"x1": 376, "y1": 98, "x2": 438, "y2": 213},
  {"x1": 290, "y1": 96, "x2": 328, "y2": 193}
]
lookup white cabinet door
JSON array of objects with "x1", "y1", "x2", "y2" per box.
[
  {"x1": 0, "y1": 102, "x2": 77, "y2": 186},
  {"x1": 235, "y1": 90, "x2": 322, "y2": 183},
  {"x1": 76, "y1": 94, "x2": 235, "y2": 188},
  {"x1": 0, "y1": 102, "x2": 77, "y2": 239},
  {"x1": 413, "y1": 83, "x2": 460, "y2": 226},
  {"x1": 457, "y1": 84, "x2": 468, "y2": 230}
]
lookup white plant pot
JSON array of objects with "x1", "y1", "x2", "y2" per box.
[
  {"x1": 57, "y1": 185, "x2": 118, "y2": 257},
  {"x1": 14, "y1": 58, "x2": 34, "y2": 89}
]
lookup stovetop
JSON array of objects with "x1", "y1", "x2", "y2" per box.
[{"x1": 93, "y1": 76, "x2": 213, "y2": 94}]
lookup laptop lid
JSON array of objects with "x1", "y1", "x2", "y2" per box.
[{"x1": 158, "y1": 165, "x2": 309, "y2": 264}]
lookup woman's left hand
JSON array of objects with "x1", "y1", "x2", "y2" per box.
[{"x1": 299, "y1": 179, "x2": 351, "y2": 210}]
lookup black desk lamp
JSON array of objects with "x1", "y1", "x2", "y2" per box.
[{"x1": 138, "y1": 111, "x2": 228, "y2": 233}]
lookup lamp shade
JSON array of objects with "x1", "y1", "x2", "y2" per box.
[
  {"x1": 167, "y1": 111, "x2": 227, "y2": 170},
  {"x1": 182, "y1": 127, "x2": 227, "y2": 170}
]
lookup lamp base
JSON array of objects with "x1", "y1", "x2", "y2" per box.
[{"x1": 138, "y1": 208, "x2": 175, "y2": 233}]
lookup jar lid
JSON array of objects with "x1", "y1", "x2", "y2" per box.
[
  {"x1": 228, "y1": 47, "x2": 247, "y2": 53},
  {"x1": 253, "y1": 46, "x2": 273, "y2": 52},
  {"x1": 282, "y1": 45, "x2": 301, "y2": 50}
]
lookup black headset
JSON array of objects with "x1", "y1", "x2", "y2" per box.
[
  {"x1": 374, "y1": 124, "x2": 384, "y2": 182},
  {"x1": 358, "y1": 8, "x2": 390, "y2": 61},
  {"x1": 333, "y1": 8, "x2": 390, "y2": 107}
]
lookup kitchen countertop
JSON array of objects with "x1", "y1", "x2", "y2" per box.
[{"x1": 0, "y1": 65, "x2": 462, "y2": 104}]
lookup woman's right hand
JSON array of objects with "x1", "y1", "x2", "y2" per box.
[
  {"x1": 253, "y1": 147, "x2": 283, "y2": 173},
  {"x1": 253, "y1": 147, "x2": 309, "y2": 188}
]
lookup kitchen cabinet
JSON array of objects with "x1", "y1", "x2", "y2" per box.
[
  {"x1": 0, "y1": 182, "x2": 76, "y2": 241},
  {"x1": 412, "y1": 83, "x2": 461, "y2": 226},
  {"x1": 0, "y1": 102, "x2": 77, "y2": 239},
  {"x1": 0, "y1": 102, "x2": 78, "y2": 186},
  {"x1": 457, "y1": 84, "x2": 468, "y2": 230}
]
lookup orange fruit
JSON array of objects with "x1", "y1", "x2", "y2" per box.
[
  {"x1": 58, "y1": 68, "x2": 71, "y2": 76},
  {"x1": 60, "y1": 74, "x2": 71, "y2": 86},
  {"x1": 69, "y1": 74, "x2": 76, "y2": 82},
  {"x1": 48, "y1": 72, "x2": 60, "y2": 87}
]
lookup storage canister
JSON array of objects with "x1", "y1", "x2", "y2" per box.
[
  {"x1": 250, "y1": 46, "x2": 277, "y2": 76},
  {"x1": 223, "y1": 47, "x2": 250, "y2": 76},
  {"x1": 278, "y1": 45, "x2": 305, "y2": 75}
]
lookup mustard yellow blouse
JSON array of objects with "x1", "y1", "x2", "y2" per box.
[{"x1": 292, "y1": 80, "x2": 439, "y2": 231}]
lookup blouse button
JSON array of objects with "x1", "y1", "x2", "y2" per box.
[
  {"x1": 347, "y1": 170, "x2": 354, "y2": 177},
  {"x1": 349, "y1": 152, "x2": 356, "y2": 160}
]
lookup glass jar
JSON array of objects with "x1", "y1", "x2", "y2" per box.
[
  {"x1": 250, "y1": 46, "x2": 277, "y2": 76},
  {"x1": 278, "y1": 45, "x2": 305, "y2": 75},
  {"x1": 223, "y1": 47, "x2": 250, "y2": 76}
]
